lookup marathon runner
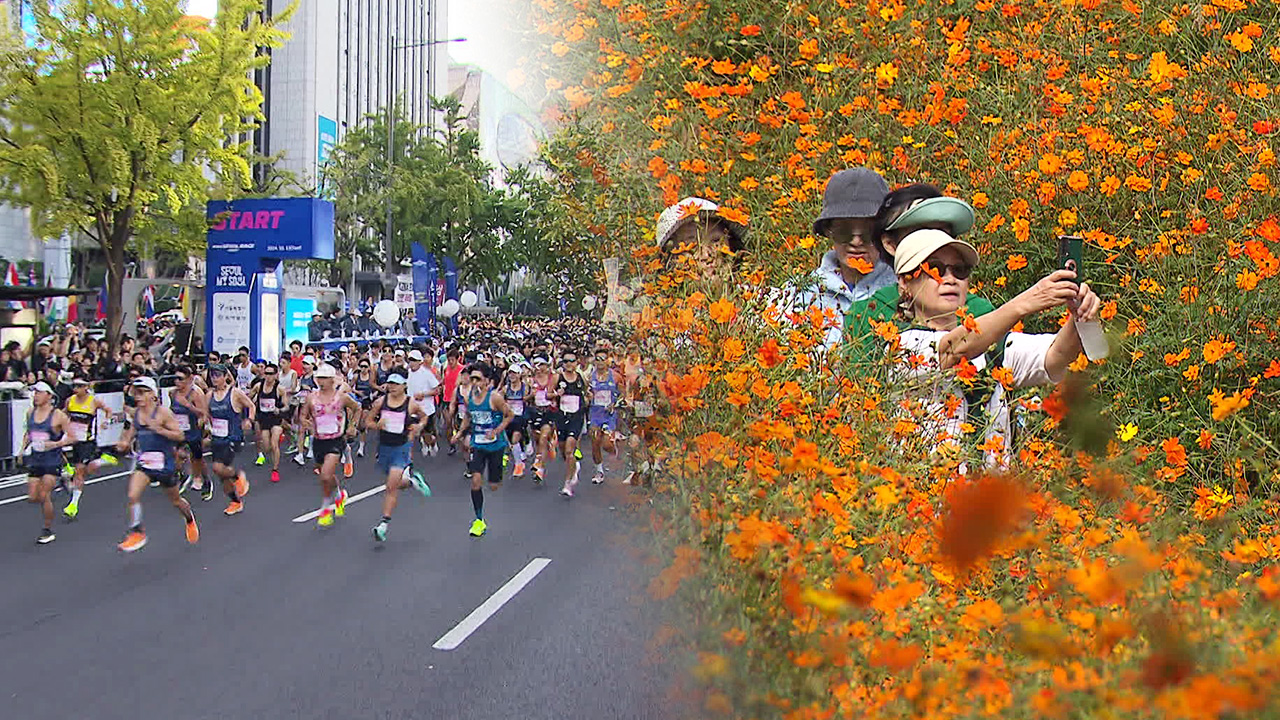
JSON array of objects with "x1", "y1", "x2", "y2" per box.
[
  {"x1": 207, "y1": 365, "x2": 254, "y2": 516},
  {"x1": 502, "y1": 361, "x2": 532, "y2": 478},
  {"x1": 251, "y1": 362, "x2": 289, "y2": 483},
  {"x1": 587, "y1": 347, "x2": 621, "y2": 485},
  {"x1": 550, "y1": 350, "x2": 589, "y2": 498},
  {"x1": 23, "y1": 382, "x2": 76, "y2": 544},
  {"x1": 406, "y1": 349, "x2": 441, "y2": 458},
  {"x1": 171, "y1": 365, "x2": 213, "y2": 501},
  {"x1": 114, "y1": 377, "x2": 199, "y2": 553},
  {"x1": 451, "y1": 362, "x2": 515, "y2": 537},
  {"x1": 529, "y1": 357, "x2": 556, "y2": 484},
  {"x1": 62, "y1": 375, "x2": 119, "y2": 520},
  {"x1": 300, "y1": 364, "x2": 360, "y2": 528},
  {"x1": 365, "y1": 370, "x2": 431, "y2": 542}
]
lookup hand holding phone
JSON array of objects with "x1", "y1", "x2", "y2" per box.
[{"x1": 1057, "y1": 235, "x2": 1108, "y2": 360}]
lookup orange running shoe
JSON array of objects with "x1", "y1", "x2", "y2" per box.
[
  {"x1": 270, "y1": 469, "x2": 280, "y2": 483},
  {"x1": 236, "y1": 471, "x2": 249, "y2": 497},
  {"x1": 185, "y1": 517, "x2": 200, "y2": 544},
  {"x1": 514, "y1": 461, "x2": 526, "y2": 478},
  {"x1": 343, "y1": 457, "x2": 354, "y2": 478},
  {"x1": 224, "y1": 500, "x2": 244, "y2": 516},
  {"x1": 118, "y1": 530, "x2": 147, "y2": 553}
]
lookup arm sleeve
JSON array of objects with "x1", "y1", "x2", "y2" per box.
[{"x1": 1001, "y1": 332, "x2": 1058, "y2": 387}]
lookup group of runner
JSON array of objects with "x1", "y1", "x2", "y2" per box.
[{"x1": 17, "y1": 318, "x2": 658, "y2": 550}]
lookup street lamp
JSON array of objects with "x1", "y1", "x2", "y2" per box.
[{"x1": 382, "y1": 35, "x2": 467, "y2": 278}]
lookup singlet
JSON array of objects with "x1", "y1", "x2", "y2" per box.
[
  {"x1": 443, "y1": 364, "x2": 463, "y2": 401},
  {"x1": 311, "y1": 391, "x2": 345, "y2": 440},
  {"x1": 26, "y1": 406, "x2": 63, "y2": 468},
  {"x1": 295, "y1": 374, "x2": 316, "y2": 406},
  {"x1": 353, "y1": 373, "x2": 375, "y2": 402},
  {"x1": 169, "y1": 388, "x2": 202, "y2": 439},
  {"x1": 257, "y1": 381, "x2": 282, "y2": 415},
  {"x1": 557, "y1": 373, "x2": 586, "y2": 416},
  {"x1": 278, "y1": 369, "x2": 298, "y2": 395},
  {"x1": 590, "y1": 370, "x2": 618, "y2": 411},
  {"x1": 505, "y1": 381, "x2": 527, "y2": 417},
  {"x1": 235, "y1": 363, "x2": 255, "y2": 390},
  {"x1": 466, "y1": 389, "x2": 508, "y2": 451},
  {"x1": 65, "y1": 393, "x2": 98, "y2": 444},
  {"x1": 208, "y1": 387, "x2": 242, "y2": 443},
  {"x1": 134, "y1": 406, "x2": 175, "y2": 474},
  {"x1": 378, "y1": 397, "x2": 411, "y2": 447},
  {"x1": 532, "y1": 377, "x2": 553, "y2": 409}
]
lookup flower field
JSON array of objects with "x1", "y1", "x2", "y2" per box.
[{"x1": 522, "y1": 0, "x2": 1280, "y2": 717}]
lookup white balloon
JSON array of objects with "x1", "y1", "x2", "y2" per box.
[
  {"x1": 436, "y1": 305, "x2": 447, "y2": 317},
  {"x1": 442, "y1": 299, "x2": 461, "y2": 318},
  {"x1": 460, "y1": 290, "x2": 478, "y2": 308},
  {"x1": 372, "y1": 299, "x2": 400, "y2": 328},
  {"x1": 582, "y1": 295, "x2": 598, "y2": 311}
]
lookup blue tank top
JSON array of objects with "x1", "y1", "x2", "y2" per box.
[
  {"x1": 27, "y1": 407, "x2": 63, "y2": 467},
  {"x1": 134, "y1": 406, "x2": 175, "y2": 474},
  {"x1": 170, "y1": 388, "x2": 202, "y2": 440},
  {"x1": 590, "y1": 370, "x2": 618, "y2": 411},
  {"x1": 467, "y1": 389, "x2": 508, "y2": 451},
  {"x1": 208, "y1": 387, "x2": 241, "y2": 443},
  {"x1": 505, "y1": 382, "x2": 527, "y2": 418}
]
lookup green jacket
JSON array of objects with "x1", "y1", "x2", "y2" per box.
[{"x1": 841, "y1": 284, "x2": 998, "y2": 366}]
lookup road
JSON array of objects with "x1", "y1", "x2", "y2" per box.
[{"x1": 0, "y1": 443, "x2": 670, "y2": 720}]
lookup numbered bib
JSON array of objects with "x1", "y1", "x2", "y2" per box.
[
  {"x1": 139, "y1": 451, "x2": 165, "y2": 471},
  {"x1": 316, "y1": 415, "x2": 340, "y2": 437},
  {"x1": 560, "y1": 395, "x2": 581, "y2": 414},
  {"x1": 509, "y1": 399, "x2": 525, "y2": 415},
  {"x1": 175, "y1": 414, "x2": 191, "y2": 432},
  {"x1": 593, "y1": 390, "x2": 612, "y2": 407},
  {"x1": 211, "y1": 418, "x2": 230, "y2": 437},
  {"x1": 30, "y1": 430, "x2": 49, "y2": 452},
  {"x1": 260, "y1": 397, "x2": 276, "y2": 412},
  {"x1": 70, "y1": 422, "x2": 89, "y2": 442},
  {"x1": 633, "y1": 401, "x2": 654, "y2": 418},
  {"x1": 382, "y1": 410, "x2": 406, "y2": 434},
  {"x1": 535, "y1": 390, "x2": 550, "y2": 407}
]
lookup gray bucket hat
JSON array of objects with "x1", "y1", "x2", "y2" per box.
[{"x1": 813, "y1": 168, "x2": 890, "y2": 237}]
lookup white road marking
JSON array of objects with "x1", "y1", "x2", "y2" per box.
[
  {"x1": 433, "y1": 558, "x2": 552, "y2": 651},
  {"x1": 0, "y1": 468, "x2": 131, "y2": 506},
  {"x1": 291, "y1": 484, "x2": 386, "y2": 523}
]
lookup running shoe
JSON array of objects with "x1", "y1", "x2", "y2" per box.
[
  {"x1": 622, "y1": 472, "x2": 635, "y2": 485},
  {"x1": 254, "y1": 453, "x2": 266, "y2": 466},
  {"x1": 293, "y1": 452, "x2": 305, "y2": 466},
  {"x1": 149, "y1": 479, "x2": 160, "y2": 488},
  {"x1": 317, "y1": 507, "x2": 335, "y2": 527},
  {"x1": 235, "y1": 471, "x2": 249, "y2": 497},
  {"x1": 185, "y1": 517, "x2": 200, "y2": 544},
  {"x1": 574, "y1": 448, "x2": 583, "y2": 461},
  {"x1": 513, "y1": 461, "x2": 526, "y2": 478},
  {"x1": 405, "y1": 468, "x2": 432, "y2": 498},
  {"x1": 224, "y1": 500, "x2": 244, "y2": 516},
  {"x1": 118, "y1": 530, "x2": 147, "y2": 552},
  {"x1": 335, "y1": 489, "x2": 349, "y2": 517},
  {"x1": 62, "y1": 500, "x2": 79, "y2": 520},
  {"x1": 534, "y1": 465, "x2": 545, "y2": 484},
  {"x1": 99, "y1": 453, "x2": 119, "y2": 466},
  {"x1": 469, "y1": 518, "x2": 487, "y2": 537},
  {"x1": 448, "y1": 444, "x2": 457, "y2": 456},
  {"x1": 178, "y1": 473, "x2": 192, "y2": 494},
  {"x1": 357, "y1": 442, "x2": 365, "y2": 458},
  {"x1": 372, "y1": 521, "x2": 388, "y2": 542},
  {"x1": 343, "y1": 456, "x2": 354, "y2": 478},
  {"x1": 592, "y1": 470, "x2": 605, "y2": 485},
  {"x1": 559, "y1": 485, "x2": 574, "y2": 499},
  {"x1": 270, "y1": 469, "x2": 280, "y2": 483},
  {"x1": 503, "y1": 454, "x2": 510, "y2": 469},
  {"x1": 37, "y1": 528, "x2": 56, "y2": 545},
  {"x1": 201, "y1": 483, "x2": 215, "y2": 502},
  {"x1": 61, "y1": 461, "x2": 74, "y2": 479}
]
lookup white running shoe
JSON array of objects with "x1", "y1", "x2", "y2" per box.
[{"x1": 592, "y1": 470, "x2": 605, "y2": 485}]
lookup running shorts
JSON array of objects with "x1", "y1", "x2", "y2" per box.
[
  {"x1": 531, "y1": 410, "x2": 554, "y2": 430},
  {"x1": 258, "y1": 413, "x2": 282, "y2": 430},
  {"x1": 556, "y1": 413, "x2": 586, "y2": 440},
  {"x1": 26, "y1": 463, "x2": 61, "y2": 480},
  {"x1": 377, "y1": 442, "x2": 412, "y2": 474},
  {"x1": 588, "y1": 411, "x2": 617, "y2": 433},
  {"x1": 466, "y1": 446, "x2": 504, "y2": 485},
  {"x1": 142, "y1": 468, "x2": 178, "y2": 487},
  {"x1": 72, "y1": 441, "x2": 101, "y2": 465},
  {"x1": 184, "y1": 438, "x2": 204, "y2": 458},
  {"x1": 210, "y1": 441, "x2": 237, "y2": 466},
  {"x1": 313, "y1": 436, "x2": 346, "y2": 462},
  {"x1": 505, "y1": 415, "x2": 528, "y2": 439}
]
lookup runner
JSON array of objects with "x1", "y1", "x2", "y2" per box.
[
  {"x1": 550, "y1": 350, "x2": 589, "y2": 498},
  {"x1": 115, "y1": 377, "x2": 199, "y2": 553},
  {"x1": 300, "y1": 363, "x2": 360, "y2": 527},
  {"x1": 351, "y1": 358, "x2": 378, "y2": 459},
  {"x1": 23, "y1": 382, "x2": 75, "y2": 544},
  {"x1": 587, "y1": 347, "x2": 620, "y2": 485},
  {"x1": 62, "y1": 375, "x2": 119, "y2": 520},
  {"x1": 529, "y1": 357, "x2": 556, "y2": 484},
  {"x1": 292, "y1": 355, "x2": 317, "y2": 464},
  {"x1": 502, "y1": 362, "x2": 531, "y2": 477},
  {"x1": 170, "y1": 365, "x2": 213, "y2": 501},
  {"x1": 251, "y1": 362, "x2": 289, "y2": 483},
  {"x1": 207, "y1": 365, "x2": 254, "y2": 516},
  {"x1": 450, "y1": 362, "x2": 515, "y2": 537},
  {"x1": 439, "y1": 349, "x2": 464, "y2": 455},
  {"x1": 366, "y1": 371, "x2": 431, "y2": 542},
  {"x1": 406, "y1": 349, "x2": 441, "y2": 458}
]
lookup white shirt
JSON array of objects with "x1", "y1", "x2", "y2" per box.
[
  {"x1": 408, "y1": 365, "x2": 440, "y2": 416},
  {"x1": 892, "y1": 329, "x2": 1057, "y2": 468}
]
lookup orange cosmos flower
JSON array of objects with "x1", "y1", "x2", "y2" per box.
[
  {"x1": 1202, "y1": 337, "x2": 1236, "y2": 363},
  {"x1": 756, "y1": 339, "x2": 783, "y2": 369},
  {"x1": 937, "y1": 473, "x2": 1028, "y2": 571},
  {"x1": 1208, "y1": 389, "x2": 1250, "y2": 421},
  {"x1": 708, "y1": 297, "x2": 737, "y2": 324}
]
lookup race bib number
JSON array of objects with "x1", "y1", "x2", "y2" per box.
[
  {"x1": 30, "y1": 430, "x2": 49, "y2": 452},
  {"x1": 70, "y1": 422, "x2": 89, "y2": 442},
  {"x1": 382, "y1": 411, "x2": 405, "y2": 434},
  {"x1": 509, "y1": 399, "x2": 525, "y2": 415},
  {"x1": 316, "y1": 415, "x2": 340, "y2": 437},
  {"x1": 633, "y1": 401, "x2": 654, "y2": 418},
  {"x1": 139, "y1": 451, "x2": 165, "y2": 471},
  {"x1": 260, "y1": 398, "x2": 276, "y2": 412},
  {"x1": 535, "y1": 390, "x2": 550, "y2": 407},
  {"x1": 593, "y1": 390, "x2": 612, "y2": 407},
  {"x1": 175, "y1": 414, "x2": 191, "y2": 432},
  {"x1": 560, "y1": 395, "x2": 581, "y2": 414},
  {"x1": 211, "y1": 418, "x2": 230, "y2": 437}
]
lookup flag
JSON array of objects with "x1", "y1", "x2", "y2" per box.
[
  {"x1": 95, "y1": 282, "x2": 107, "y2": 321},
  {"x1": 141, "y1": 285, "x2": 156, "y2": 318},
  {"x1": 67, "y1": 294, "x2": 78, "y2": 322},
  {"x1": 3, "y1": 262, "x2": 22, "y2": 309}
]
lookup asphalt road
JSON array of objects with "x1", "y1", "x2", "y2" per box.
[{"x1": 0, "y1": 441, "x2": 670, "y2": 720}]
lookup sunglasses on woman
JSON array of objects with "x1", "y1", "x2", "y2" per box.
[{"x1": 920, "y1": 262, "x2": 974, "y2": 281}]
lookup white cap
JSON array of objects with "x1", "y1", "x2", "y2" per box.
[
  {"x1": 31, "y1": 381, "x2": 53, "y2": 394},
  {"x1": 893, "y1": 228, "x2": 980, "y2": 275},
  {"x1": 131, "y1": 377, "x2": 158, "y2": 393},
  {"x1": 303, "y1": 355, "x2": 316, "y2": 366},
  {"x1": 314, "y1": 364, "x2": 337, "y2": 379},
  {"x1": 408, "y1": 350, "x2": 423, "y2": 361},
  {"x1": 394, "y1": 348, "x2": 406, "y2": 356},
  {"x1": 386, "y1": 373, "x2": 407, "y2": 384},
  {"x1": 655, "y1": 197, "x2": 746, "y2": 249}
]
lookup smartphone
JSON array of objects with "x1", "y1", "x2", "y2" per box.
[{"x1": 1057, "y1": 235, "x2": 1084, "y2": 283}]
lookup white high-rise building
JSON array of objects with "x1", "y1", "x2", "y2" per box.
[{"x1": 254, "y1": 0, "x2": 450, "y2": 188}]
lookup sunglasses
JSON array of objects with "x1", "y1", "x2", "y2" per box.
[
  {"x1": 920, "y1": 262, "x2": 974, "y2": 281},
  {"x1": 469, "y1": 375, "x2": 485, "y2": 382},
  {"x1": 265, "y1": 370, "x2": 277, "y2": 375}
]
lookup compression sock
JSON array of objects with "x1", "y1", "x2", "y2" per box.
[
  {"x1": 71, "y1": 488, "x2": 83, "y2": 504},
  {"x1": 130, "y1": 502, "x2": 143, "y2": 528},
  {"x1": 471, "y1": 489, "x2": 484, "y2": 520}
]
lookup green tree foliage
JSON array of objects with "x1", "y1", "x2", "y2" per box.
[{"x1": 0, "y1": 0, "x2": 293, "y2": 349}]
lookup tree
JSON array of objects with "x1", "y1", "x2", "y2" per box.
[{"x1": 0, "y1": 0, "x2": 293, "y2": 350}]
